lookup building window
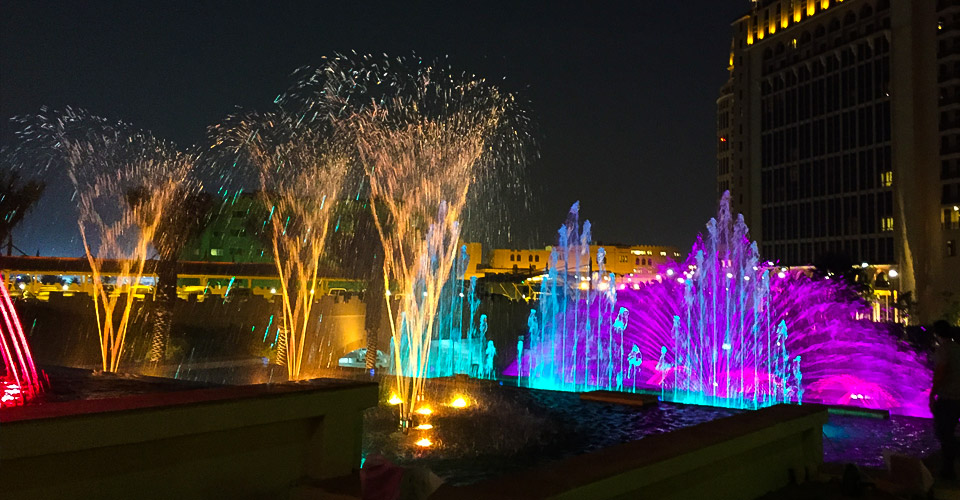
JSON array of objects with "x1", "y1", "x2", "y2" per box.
[
  {"x1": 944, "y1": 208, "x2": 960, "y2": 230},
  {"x1": 509, "y1": 254, "x2": 514, "y2": 262},
  {"x1": 660, "y1": 251, "x2": 667, "y2": 256},
  {"x1": 535, "y1": 255, "x2": 540, "y2": 262},
  {"x1": 528, "y1": 255, "x2": 533, "y2": 262},
  {"x1": 881, "y1": 217, "x2": 894, "y2": 232},
  {"x1": 211, "y1": 248, "x2": 223, "y2": 256},
  {"x1": 636, "y1": 257, "x2": 641, "y2": 265},
  {"x1": 881, "y1": 171, "x2": 892, "y2": 187}
]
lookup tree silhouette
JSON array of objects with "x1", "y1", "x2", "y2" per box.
[
  {"x1": 0, "y1": 168, "x2": 45, "y2": 256},
  {"x1": 326, "y1": 198, "x2": 388, "y2": 369},
  {"x1": 127, "y1": 187, "x2": 213, "y2": 363}
]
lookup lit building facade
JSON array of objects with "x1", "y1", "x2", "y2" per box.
[
  {"x1": 182, "y1": 192, "x2": 272, "y2": 264},
  {"x1": 484, "y1": 244, "x2": 682, "y2": 281},
  {"x1": 719, "y1": 0, "x2": 958, "y2": 322}
]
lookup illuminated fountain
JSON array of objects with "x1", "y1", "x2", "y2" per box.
[
  {"x1": 286, "y1": 54, "x2": 526, "y2": 426},
  {"x1": 518, "y1": 202, "x2": 625, "y2": 392},
  {"x1": 215, "y1": 112, "x2": 351, "y2": 380},
  {"x1": 28, "y1": 108, "x2": 195, "y2": 372},
  {"x1": 1, "y1": 273, "x2": 42, "y2": 407},
  {"x1": 518, "y1": 193, "x2": 931, "y2": 416}
]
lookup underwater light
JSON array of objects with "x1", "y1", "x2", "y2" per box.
[
  {"x1": 451, "y1": 397, "x2": 468, "y2": 408},
  {"x1": 415, "y1": 424, "x2": 433, "y2": 430},
  {"x1": 388, "y1": 394, "x2": 402, "y2": 405},
  {"x1": 415, "y1": 407, "x2": 433, "y2": 415},
  {"x1": 415, "y1": 438, "x2": 432, "y2": 447}
]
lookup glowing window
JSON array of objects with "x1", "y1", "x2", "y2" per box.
[
  {"x1": 881, "y1": 171, "x2": 893, "y2": 187},
  {"x1": 881, "y1": 217, "x2": 894, "y2": 232},
  {"x1": 211, "y1": 248, "x2": 223, "y2": 256}
]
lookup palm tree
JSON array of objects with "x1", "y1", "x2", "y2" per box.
[
  {"x1": 0, "y1": 167, "x2": 45, "y2": 256},
  {"x1": 326, "y1": 198, "x2": 390, "y2": 370},
  {"x1": 127, "y1": 187, "x2": 213, "y2": 363}
]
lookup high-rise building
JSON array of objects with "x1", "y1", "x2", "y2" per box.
[{"x1": 718, "y1": 0, "x2": 959, "y2": 323}]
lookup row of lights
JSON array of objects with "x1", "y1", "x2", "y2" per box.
[{"x1": 387, "y1": 394, "x2": 470, "y2": 448}]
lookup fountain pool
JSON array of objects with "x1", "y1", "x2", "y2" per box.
[{"x1": 363, "y1": 383, "x2": 936, "y2": 487}]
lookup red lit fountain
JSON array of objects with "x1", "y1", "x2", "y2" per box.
[{"x1": 0, "y1": 274, "x2": 42, "y2": 407}]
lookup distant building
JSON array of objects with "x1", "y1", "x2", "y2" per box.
[
  {"x1": 182, "y1": 192, "x2": 272, "y2": 264},
  {"x1": 718, "y1": 0, "x2": 958, "y2": 322},
  {"x1": 482, "y1": 244, "x2": 682, "y2": 282}
]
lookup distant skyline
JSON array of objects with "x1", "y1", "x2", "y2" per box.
[{"x1": 1, "y1": 1, "x2": 750, "y2": 257}]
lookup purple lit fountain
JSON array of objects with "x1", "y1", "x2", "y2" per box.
[{"x1": 518, "y1": 193, "x2": 932, "y2": 417}]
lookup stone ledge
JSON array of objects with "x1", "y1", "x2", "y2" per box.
[
  {"x1": 432, "y1": 403, "x2": 828, "y2": 500},
  {"x1": 0, "y1": 379, "x2": 378, "y2": 499}
]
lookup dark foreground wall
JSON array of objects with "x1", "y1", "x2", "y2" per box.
[
  {"x1": 0, "y1": 380, "x2": 378, "y2": 499},
  {"x1": 434, "y1": 404, "x2": 828, "y2": 500}
]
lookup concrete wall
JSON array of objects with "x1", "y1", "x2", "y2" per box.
[
  {"x1": 0, "y1": 381, "x2": 378, "y2": 500},
  {"x1": 434, "y1": 404, "x2": 828, "y2": 500}
]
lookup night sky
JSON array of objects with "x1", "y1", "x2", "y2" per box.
[{"x1": 1, "y1": 1, "x2": 749, "y2": 257}]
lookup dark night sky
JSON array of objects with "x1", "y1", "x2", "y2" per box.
[{"x1": 1, "y1": 1, "x2": 750, "y2": 257}]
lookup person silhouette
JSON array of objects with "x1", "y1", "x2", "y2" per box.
[{"x1": 482, "y1": 340, "x2": 496, "y2": 379}]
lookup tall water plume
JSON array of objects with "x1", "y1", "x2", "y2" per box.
[
  {"x1": 283, "y1": 54, "x2": 528, "y2": 425},
  {"x1": 521, "y1": 202, "x2": 623, "y2": 392},
  {"x1": 23, "y1": 108, "x2": 196, "y2": 372},
  {"x1": 213, "y1": 112, "x2": 351, "y2": 380}
]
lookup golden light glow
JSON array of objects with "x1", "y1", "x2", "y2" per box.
[
  {"x1": 450, "y1": 397, "x2": 468, "y2": 408},
  {"x1": 388, "y1": 394, "x2": 402, "y2": 405},
  {"x1": 821, "y1": 0, "x2": 829, "y2": 9},
  {"x1": 415, "y1": 424, "x2": 433, "y2": 430},
  {"x1": 415, "y1": 407, "x2": 433, "y2": 415},
  {"x1": 415, "y1": 438, "x2": 432, "y2": 447},
  {"x1": 807, "y1": 1, "x2": 816, "y2": 16}
]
